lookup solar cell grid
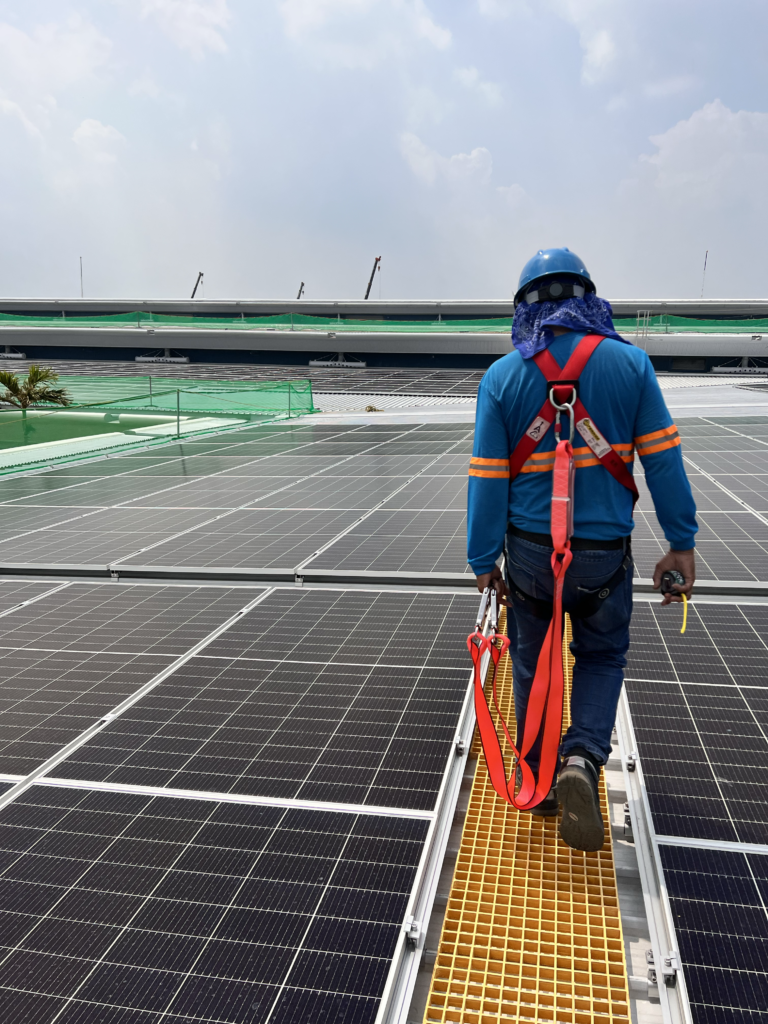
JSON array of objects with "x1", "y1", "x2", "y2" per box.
[
  {"x1": 0, "y1": 582, "x2": 66, "y2": 616},
  {"x1": 120, "y1": 509, "x2": 362, "y2": 570},
  {"x1": 245, "y1": 476, "x2": 414, "y2": 511},
  {"x1": 685, "y1": 451, "x2": 768, "y2": 475},
  {"x1": 626, "y1": 602, "x2": 768, "y2": 844},
  {"x1": 201, "y1": 589, "x2": 473, "y2": 671},
  {"x1": 3, "y1": 508, "x2": 222, "y2": 564},
  {"x1": 301, "y1": 510, "x2": 469, "y2": 574},
  {"x1": 0, "y1": 583, "x2": 262, "y2": 658},
  {"x1": 50, "y1": 589, "x2": 475, "y2": 810},
  {"x1": 0, "y1": 650, "x2": 173, "y2": 778},
  {"x1": 379, "y1": 476, "x2": 467, "y2": 511},
  {"x1": 122, "y1": 477, "x2": 314, "y2": 510},
  {"x1": 658, "y1": 845, "x2": 768, "y2": 1023},
  {"x1": 631, "y1": 509, "x2": 768, "y2": 581},
  {"x1": 53, "y1": 658, "x2": 467, "y2": 809},
  {"x1": 681, "y1": 436, "x2": 768, "y2": 452},
  {"x1": 0, "y1": 785, "x2": 429, "y2": 1023}
]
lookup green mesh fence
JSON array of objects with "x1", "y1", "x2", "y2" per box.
[
  {"x1": 1, "y1": 311, "x2": 767, "y2": 333},
  {"x1": 0, "y1": 377, "x2": 314, "y2": 473}
]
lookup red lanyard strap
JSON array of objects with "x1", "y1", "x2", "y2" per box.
[{"x1": 471, "y1": 440, "x2": 576, "y2": 811}]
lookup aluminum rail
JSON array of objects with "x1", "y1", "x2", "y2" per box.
[
  {"x1": 615, "y1": 688, "x2": 693, "y2": 1024},
  {"x1": 3, "y1": 562, "x2": 768, "y2": 597},
  {"x1": 0, "y1": 324, "x2": 513, "y2": 355},
  {"x1": 3, "y1": 297, "x2": 768, "y2": 317},
  {"x1": 3, "y1": 324, "x2": 768, "y2": 358}
]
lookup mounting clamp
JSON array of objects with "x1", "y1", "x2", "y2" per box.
[
  {"x1": 663, "y1": 951, "x2": 680, "y2": 987},
  {"x1": 404, "y1": 916, "x2": 421, "y2": 948},
  {"x1": 455, "y1": 739, "x2": 467, "y2": 756}
]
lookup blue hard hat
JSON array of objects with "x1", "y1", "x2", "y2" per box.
[{"x1": 515, "y1": 247, "x2": 594, "y2": 305}]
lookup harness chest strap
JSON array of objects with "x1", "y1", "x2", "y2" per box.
[{"x1": 509, "y1": 334, "x2": 639, "y2": 502}]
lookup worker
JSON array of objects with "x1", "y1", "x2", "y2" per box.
[{"x1": 468, "y1": 247, "x2": 697, "y2": 852}]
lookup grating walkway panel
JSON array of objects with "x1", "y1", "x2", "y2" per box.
[{"x1": 424, "y1": 616, "x2": 630, "y2": 1024}]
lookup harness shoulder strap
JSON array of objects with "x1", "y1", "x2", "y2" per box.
[
  {"x1": 509, "y1": 334, "x2": 604, "y2": 481},
  {"x1": 509, "y1": 333, "x2": 639, "y2": 502}
]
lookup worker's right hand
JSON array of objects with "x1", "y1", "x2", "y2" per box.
[
  {"x1": 653, "y1": 548, "x2": 696, "y2": 606},
  {"x1": 476, "y1": 566, "x2": 511, "y2": 607}
]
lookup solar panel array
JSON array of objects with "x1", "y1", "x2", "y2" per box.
[
  {"x1": 624, "y1": 421, "x2": 768, "y2": 1019},
  {"x1": 625, "y1": 596, "x2": 768, "y2": 1018},
  {"x1": 0, "y1": 421, "x2": 475, "y2": 581},
  {"x1": 0, "y1": 413, "x2": 484, "y2": 1022},
  {"x1": 2, "y1": 389, "x2": 768, "y2": 1021},
  {"x1": 0, "y1": 576, "x2": 476, "y2": 1021}
]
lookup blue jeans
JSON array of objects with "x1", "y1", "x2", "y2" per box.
[{"x1": 503, "y1": 531, "x2": 633, "y2": 773}]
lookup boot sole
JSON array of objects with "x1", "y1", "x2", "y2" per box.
[{"x1": 557, "y1": 770, "x2": 604, "y2": 851}]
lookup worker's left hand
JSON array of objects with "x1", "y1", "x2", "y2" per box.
[
  {"x1": 476, "y1": 566, "x2": 511, "y2": 607},
  {"x1": 653, "y1": 548, "x2": 696, "y2": 606}
]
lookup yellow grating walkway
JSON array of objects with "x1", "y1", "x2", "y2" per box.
[{"x1": 424, "y1": 614, "x2": 630, "y2": 1024}]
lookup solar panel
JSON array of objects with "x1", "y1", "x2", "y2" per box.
[
  {"x1": 51, "y1": 589, "x2": 475, "y2": 810},
  {"x1": 0, "y1": 584, "x2": 263, "y2": 657},
  {"x1": 631, "y1": 509, "x2": 768, "y2": 581},
  {"x1": 0, "y1": 582, "x2": 66, "y2": 616},
  {"x1": 657, "y1": 845, "x2": 768, "y2": 1021},
  {"x1": 117, "y1": 509, "x2": 362, "y2": 570},
  {"x1": 0, "y1": 583, "x2": 265, "y2": 777},
  {"x1": 0, "y1": 785, "x2": 430, "y2": 1023},
  {"x1": 243, "y1": 477, "x2": 415, "y2": 511},
  {"x1": 625, "y1": 602, "x2": 768, "y2": 844},
  {"x1": 2, "y1": 508, "x2": 223, "y2": 565},
  {"x1": 379, "y1": 476, "x2": 467, "y2": 511},
  {"x1": 301, "y1": 510, "x2": 470, "y2": 574}
]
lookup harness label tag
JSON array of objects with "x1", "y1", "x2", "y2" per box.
[
  {"x1": 577, "y1": 417, "x2": 612, "y2": 459},
  {"x1": 525, "y1": 416, "x2": 549, "y2": 442}
]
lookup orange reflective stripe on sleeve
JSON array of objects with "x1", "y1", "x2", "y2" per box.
[
  {"x1": 635, "y1": 424, "x2": 680, "y2": 457},
  {"x1": 468, "y1": 456, "x2": 510, "y2": 479}
]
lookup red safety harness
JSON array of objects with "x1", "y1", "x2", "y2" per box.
[{"x1": 468, "y1": 334, "x2": 639, "y2": 810}]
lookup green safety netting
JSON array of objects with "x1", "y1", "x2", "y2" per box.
[
  {"x1": 0, "y1": 311, "x2": 767, "y2": 334},
  {"x1": 0, "y1": 377, "x2": 314, "y2": 469}
]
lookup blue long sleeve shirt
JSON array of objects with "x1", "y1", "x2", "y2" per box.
[{"x1": 467, "y1": 331, "x2": 698, "y2": 575}]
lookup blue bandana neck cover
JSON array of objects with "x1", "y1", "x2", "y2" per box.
[{"x1": 511, "y1": 292, "x2": 629, "y2": 359}]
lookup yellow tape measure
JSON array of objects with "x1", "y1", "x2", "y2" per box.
[{"x1": 661, "y1": 570, "x2": 688, "y2": 634}]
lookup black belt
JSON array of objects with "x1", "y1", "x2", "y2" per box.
[
  {"x1": 507, "y1": 523, "x2": 627, "y2": 551},
  {"x1": 504, "y1": 533, "x2": 633, "y2": 620}
]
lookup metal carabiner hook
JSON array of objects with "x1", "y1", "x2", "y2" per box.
[{"x1": 548, "y1": 387, "x2": 576, "y2": 443}]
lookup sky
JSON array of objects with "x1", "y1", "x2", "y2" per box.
[{"x1": 0, "y1": 0, "x2": 767, "y2": 301}]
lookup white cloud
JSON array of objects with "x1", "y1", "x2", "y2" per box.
[
  {"x1": 137, "y1": 0, "x2": 231, "y2": 59},
  {"x1": 400, "y1": 132, "x2": 492, "y2": 186},
  {"x1": 477, "y1": 0, "x2": 619, "y2": 84},
  {"x1": 0, "y1": 98, "x2": 44, "y2": 140},
  {"x1": 643, "y1": 75, "x2": 697, "y2": 99},
  {"x1": 638, "y1": 100, "x2": 768, "y2": 205},
  {"x1": 278, "y1": 0, "x2": 451, "y2": 70},
  {"x1": 579, "y1": 26, "x2": 615, "y2": 83},
  {"x1": 454, "y1": 66, "x2": 501, "y2": 106},
  {"x1": 497, "y1": 183, "x2": 527, "y2": 207},
  {"x1": 72, "y1": 118, "x2": 126, "y2": 163},
  {"x1": 0, "y1": 15, "x2": 111, "y2": 134}
]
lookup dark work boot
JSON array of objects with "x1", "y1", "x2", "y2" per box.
[
  {"x1": 556, "y1": 753, "x2": 604, "y2": 851},
  {"x1": 515, "y1": 767, "x2": 559, "y2": 817}
]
